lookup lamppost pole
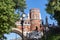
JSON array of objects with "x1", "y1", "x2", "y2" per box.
[
  {"x1": 21, "y1": 18, "x2": 24, "y2": 40},
  {"x1": 21, "y1": 12, "x2": 26, "y2": 40},
  {"x1": 21, "y1": 14, "x2": 24, "y2": 40}
]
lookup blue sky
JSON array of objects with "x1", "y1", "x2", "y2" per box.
[
  {"x1": 5, "y1": 0, "x2": 57, "y2": 40},
  {"x1": 25, "y1": 0, "x2": 57, "y2": 24}
]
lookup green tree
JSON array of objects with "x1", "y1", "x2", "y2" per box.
[
  {"x1": 46, "y1": 0, "x2": 60, "y2": 40},
  {"x1": 13, "y1": 0, "x2": 26, "y2": 12},
  {"x1": 0, "y1": 0, "x2": 26, "y2": 39},
  {"x1": 46, "y1": 0, "x2": 60, "y2": 26}
]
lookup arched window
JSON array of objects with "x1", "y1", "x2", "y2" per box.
[
  {"x1": 28, "y1": 22, "x2": 30, "y2": 24},
  {"x1": 36, "y1": 14, "x2": 38, "y2": 19},
  {"x1": 35, "y1": 26, "x2": 38, "y2": 31},
  {"x1": 25, "y1": 22, "x2": 27, "y2": 24},
  {"x1": 34, "y1": 15, "x2": 36, "y2": 19}
]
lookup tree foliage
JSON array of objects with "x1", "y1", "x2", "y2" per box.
[
  {"x1": 46, "y1": 0, "x2": 60, "y2": 40},
  {"x1": 0, "y1": 0, "x2": 26, "y2": 39},
  {"x1": 13, "y1": 0, "x2": 26, "y2": 12},
  {"x1": 46, "y1": 0, "x2": 60, "y2": 26},
  {"x1": 46, "y1": 27, "x2": 60, "y2": 40}
]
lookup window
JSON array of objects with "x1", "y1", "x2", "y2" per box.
[
  {"x1": 36, "y1": 14, "x2": 38, "y2": 19},
  {"x1": 25, "y1": 22, "x2": 27, "y2": 24},
  {"x1": 28, "y1": 22, "x2": 30, "y2": 24}
]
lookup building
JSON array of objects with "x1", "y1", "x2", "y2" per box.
[{"x1": 15, "y1": 8, "x2": 42, "y2": 32}]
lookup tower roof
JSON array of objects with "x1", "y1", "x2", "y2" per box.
[
  {"x1": 30, "y1": 8, "x2": 40, "y2": 10},
  {"x1": 30, "y1": 8, "x2": 40, "y2": 13},
  {"x1": 30, "y1": 8, "x2": 41, "y2": 20}
]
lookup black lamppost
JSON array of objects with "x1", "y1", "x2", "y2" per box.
[{"x1": 20, "y1": 12, "x2": 26, "y2": 40}]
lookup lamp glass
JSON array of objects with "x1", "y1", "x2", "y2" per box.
[{"x1": 23, "y1": 13, "x2": 26, "y2": 17}]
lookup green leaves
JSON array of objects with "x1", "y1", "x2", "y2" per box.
[
  {"x1": 46, "y1": 0, "x2": 60, "y2": 26},
  {"x1": 46, "y1": 2, "x2": 60, "y2": 40},
  {"x1": 13, "y1": 0, "x2": 26, "y2": 12},
  {"x1": 46, "y1": 0, "x2": 60, "y2": 14},
  {"x1": 0, "y1": 0, "x2": 26, "y2": 39}
]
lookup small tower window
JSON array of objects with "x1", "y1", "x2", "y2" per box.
[
  {"x1": 28, "y1": 22, "x2": 30, "y2": 24},
  {"x1": 36, "y1": 14, "x2": 38, "y2": 19},
  {"x1": 25, "y1": 22, "x2": 27, "y2": 24}
]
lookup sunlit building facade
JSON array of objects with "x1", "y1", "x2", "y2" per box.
[{"x1": 15, "y1": 8, "x2": 42, "y2": 32}]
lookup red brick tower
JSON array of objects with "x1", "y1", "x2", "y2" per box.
[{"x1": 30, "y1": 8, "x2": 41, "y2": 31}]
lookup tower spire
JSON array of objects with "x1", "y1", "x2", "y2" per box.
[{"x1": 45, "y1": 16, "x2": 48, "y2": 27}]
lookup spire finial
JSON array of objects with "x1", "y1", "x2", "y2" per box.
[{"x1": 45, "y1": 16, "x2": 48, "y2": 27}]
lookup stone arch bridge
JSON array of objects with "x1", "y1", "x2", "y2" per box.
[
  {"x1": 12, "y1": 28, "x2": 27, "y2": 40},
  {"x1": 11, "y1": 27, "x2": 44, "y2": 40}
]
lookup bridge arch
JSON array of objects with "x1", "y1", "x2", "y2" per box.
[
  {"x1": 12, "y1": 28, "x2": 22, "y2": 37},
  {"x1": 12, "y1": 28, "x2": 27, "y2": 39}
]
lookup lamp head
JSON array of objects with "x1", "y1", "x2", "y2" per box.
[{"x1": 22, "y1": 13, "x2": 26, "y2": 17}]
